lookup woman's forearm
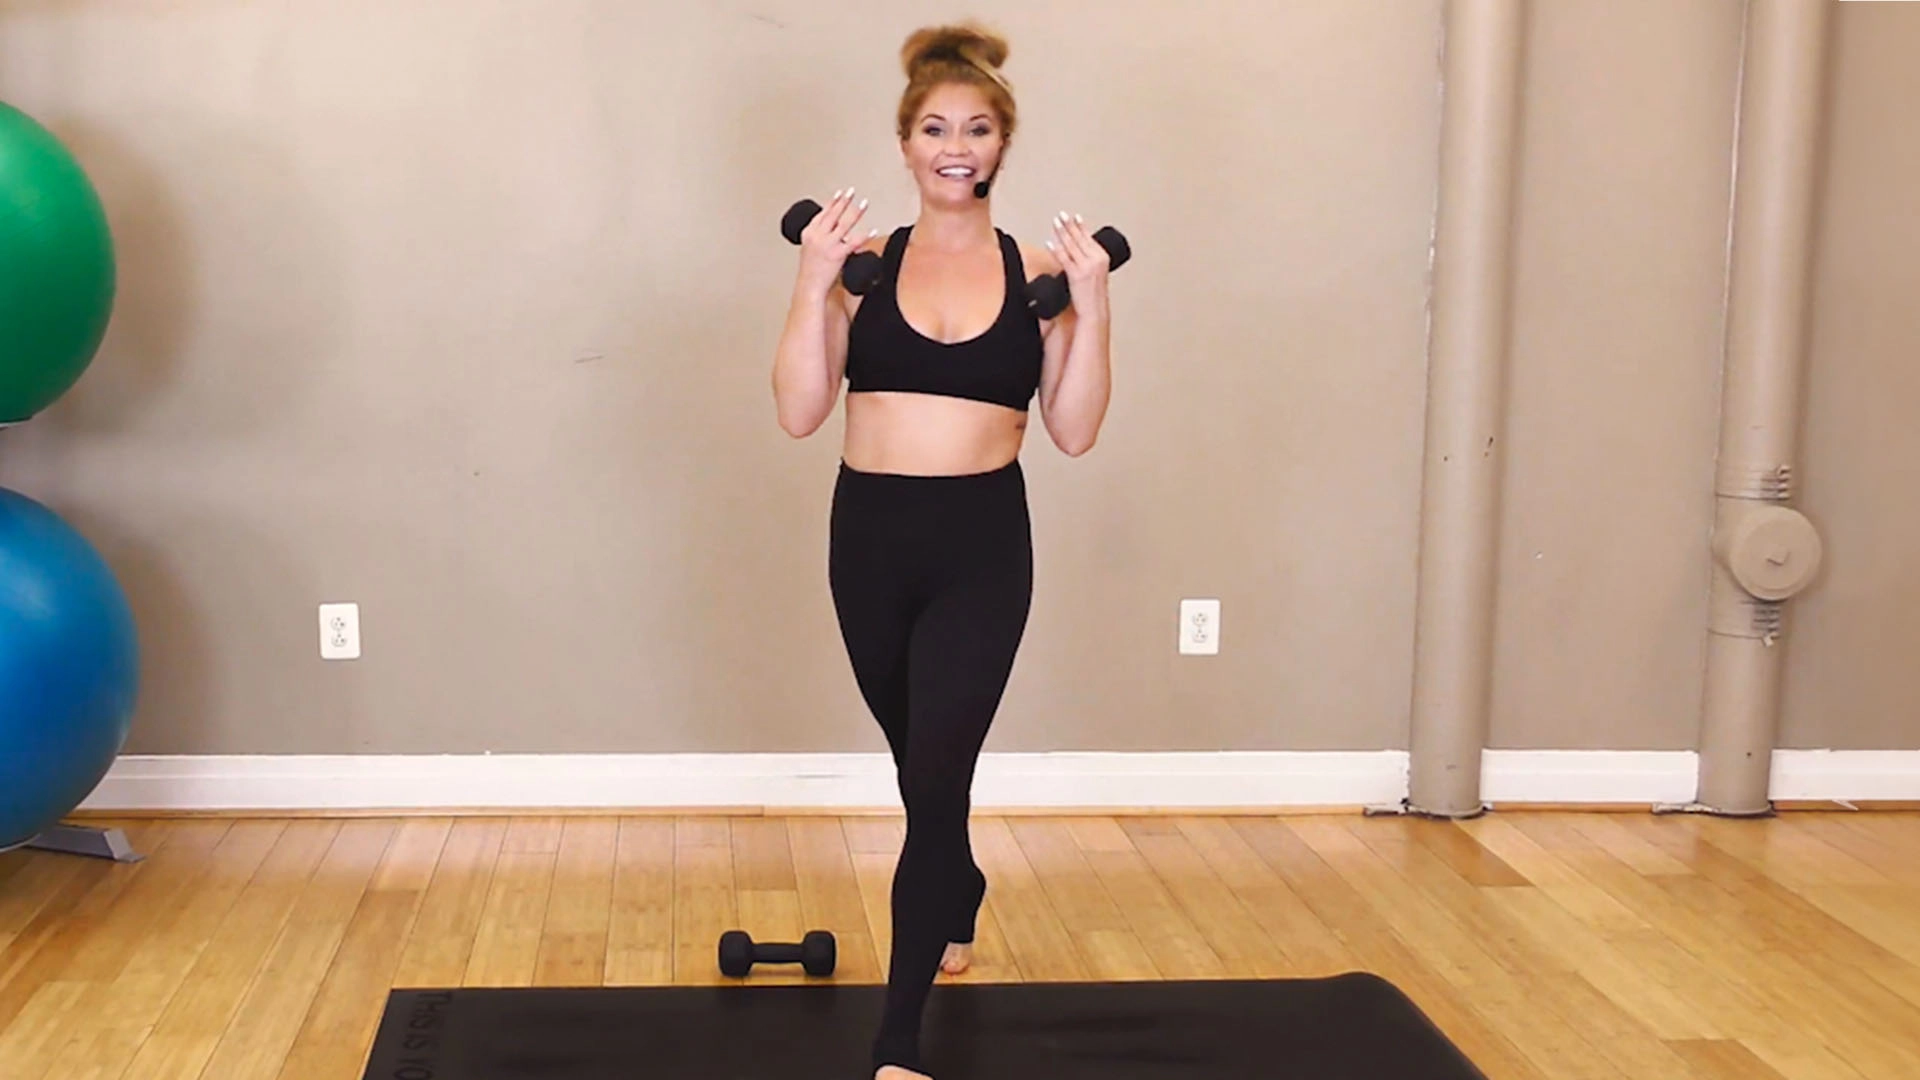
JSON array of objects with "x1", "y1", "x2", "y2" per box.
[{"x1": 1047, "y1": 301, "x2": 1111, "y2": 455}]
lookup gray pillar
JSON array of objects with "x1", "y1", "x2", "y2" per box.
[
  {"x1": 1688, "y1": 0, "x2": 1830, "y2": 816},
  {"x1": 1404, "y1": 0, "x2": 1526, "y2": 818}
]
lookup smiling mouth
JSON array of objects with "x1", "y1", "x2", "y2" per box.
[{"x1": 935, "y1": 166, "x2": 977, "y2": 180}]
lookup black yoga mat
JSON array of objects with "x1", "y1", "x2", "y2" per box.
[{"x1": 361, "y1": 973, "x2": 1486, "y2": 1079}]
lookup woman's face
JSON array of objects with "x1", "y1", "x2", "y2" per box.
[{"x1": 901, "y1": 82, "x2": 1006, "y2": 207}]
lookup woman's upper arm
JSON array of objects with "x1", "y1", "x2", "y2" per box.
[{"x1": 1022, "y1": 241, "x2": 1076, "y2": 416}]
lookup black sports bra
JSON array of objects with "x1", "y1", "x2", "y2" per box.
[{"x1": 844, "y1": 226, "x2": 1045, "y2": 412}]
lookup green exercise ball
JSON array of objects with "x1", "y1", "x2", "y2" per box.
[{"x1": 0, "y1": 101, "x2": 116, "y2": 424}]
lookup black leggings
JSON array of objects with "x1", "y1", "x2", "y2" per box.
[{"x1": 828, "y1": 459, "x2": 1033, "y2": 1075}]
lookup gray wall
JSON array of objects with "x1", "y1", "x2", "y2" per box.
[{"x1": 0, "y1": 1, "x2": 1910, "y2": 756}]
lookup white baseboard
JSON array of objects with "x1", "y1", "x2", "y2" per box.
[
  {"x1": 1763, "y1": 748, "x2": 1920, "y2": 803},
  {"x1": 1479, "y1": 750, "x2": 1701, "y2": 805},
  {"x1": 71, "y1": 748, "x2": 1920, "y2": 814},
  {"x1": 76, "y1": 751, "x2": 1412, "y2": 813}
]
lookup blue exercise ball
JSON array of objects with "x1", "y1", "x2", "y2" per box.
[{"x1": 0, "y1": 487, "x2": 138, "y2": 851}]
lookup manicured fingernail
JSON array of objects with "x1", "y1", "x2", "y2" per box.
[
  {"x1": 1075, "y1": 213, "x2": 1084, "y2": 223},
  {"x1": 858, "y1": 198, "x2": 869, "y2": 209}
]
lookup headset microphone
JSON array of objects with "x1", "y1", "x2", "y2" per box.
[{"x1": 974, "y1": 163, "x2": 999, "y2": 199}]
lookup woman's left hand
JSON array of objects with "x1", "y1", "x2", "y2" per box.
[{"x1": 1047, "y1": 212, "x2": 1111, "y2": 317}]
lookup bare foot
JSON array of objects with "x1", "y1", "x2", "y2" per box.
[
  {"x1": 874, "y1": 1067, "x2": 931, "y2": 1079},
  {"x1": 939, "y1": 941, "x2": 972, "y2": 974}
]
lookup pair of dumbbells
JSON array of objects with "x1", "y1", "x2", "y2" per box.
[
  {"x1": 780, "y1": 198, "x2": 1130, "y2": 319},
  {"x1": 717, "y1": 928, "x2": 837, "y2": 977}
]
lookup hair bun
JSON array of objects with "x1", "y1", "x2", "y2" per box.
[
  {"x1": 892, "y1": 21, "x2": 1019, "y2": 140},
  {"x1": 900, "y1": 22, "x2": 1010, "y2": 76}
]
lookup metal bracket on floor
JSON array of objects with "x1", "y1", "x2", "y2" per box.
[
  {"x1": 16, "y1": 824, "x2": 144, "y2": 862},
  {"x1": 1361, "y1": 798, "x2": 1491, "y2": 821},
  {"x1": 1650, "y1": 799, "x2": 1777, "y2": 819}
]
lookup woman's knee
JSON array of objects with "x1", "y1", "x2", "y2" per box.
[{"x1": 898, "y1": 762, "x2": 972, "y2": 828}]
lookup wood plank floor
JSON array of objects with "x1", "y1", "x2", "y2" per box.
[{"x1": 2, "y1": 810, "x2": 1918, "y2": 1078}]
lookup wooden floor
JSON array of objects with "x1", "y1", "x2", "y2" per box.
[{"x1": 2, "y1": 810, "x2": 1918, "y2": 1078}]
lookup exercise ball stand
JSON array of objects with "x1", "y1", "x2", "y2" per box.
[{"x1": 10, "y1": 825, "x2": 141, "y2": 862}]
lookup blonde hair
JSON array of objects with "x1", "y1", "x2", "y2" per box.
[{"x1": 895, "y1": 22, "x2": 1016, "y2": 142}]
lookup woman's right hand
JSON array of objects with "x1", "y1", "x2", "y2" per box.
[{"x1": 796, "y1": 187, "x2": 873, "y2": 297}]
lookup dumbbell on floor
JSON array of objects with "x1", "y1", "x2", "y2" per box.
[
  {"x1": 782, "y1": 199, "x2": 884, "y2": 295},
  {"x1": 1026, "y1": 225, "x2": 1132, "y2": 319},
  {"x1": 718, "y1": 928, "x2": 837, "y2": 977}
]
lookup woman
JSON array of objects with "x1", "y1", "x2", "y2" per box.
[{"x1": 770, "y1": 20, "x2": 1115, "y2": 1080}]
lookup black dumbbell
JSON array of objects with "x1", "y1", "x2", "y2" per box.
[
  {"x1": 1026, "y1": 225, "x2": 1132, "y2": 319},
  {"x1": 782, "y1": 199, "x2": 884, "y2": 295},
  {"x1": 718, "y1": 928, "x2": 837, "y2": 977}
]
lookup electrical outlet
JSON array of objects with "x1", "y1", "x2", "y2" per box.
[
  {"x1": 319, "y1": 602, "x2": 361, "y2": 660},
  {"x1": 1179, "y1": 598, "x2": 1220, "y2": 655}
]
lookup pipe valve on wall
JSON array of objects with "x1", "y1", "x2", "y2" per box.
[{"x1": 1716, "y1": 498, "x2": 1822, "y2": 600}]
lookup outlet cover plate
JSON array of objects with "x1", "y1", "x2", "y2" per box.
[
  {"x1": 1180, "y1": 598, "x2": 1220, "y2": 655},
  {"x1": 319, "y1": 602, "x2": 361, "y2": 660}
]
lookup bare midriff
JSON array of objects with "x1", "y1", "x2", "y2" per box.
[{"x1": 841, "y1": 390, "x2": 1028, "y2": 475}]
